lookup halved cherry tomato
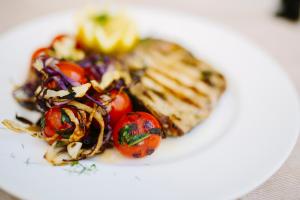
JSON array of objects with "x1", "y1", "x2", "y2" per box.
[
  {"x1": 43, "y1": 106, "x2": 75, "y2": 139},
  {"x1": 31, "y1": 47, "x2": 49, "y2": 62},
  {"x1": 56, "y1": 61, "x2": 87, "y2": 84},
  {"x1": 113, "y1": 112, "x2": 162, "y2": 158}
]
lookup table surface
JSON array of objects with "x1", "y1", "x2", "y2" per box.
[{"x1": 0, "y1": 0, "x2": 299, "y2": 199}]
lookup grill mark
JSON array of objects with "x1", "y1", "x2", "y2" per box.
[
  {"x1": 136, "y1": 51, "x2": 222, "y2": 109},
  {"x1": 144, "y1": 74, "x2": 201, "y2": 108},
  {"x1": 141, "y1": 76, "x2": 204, "y2": 115},
  {"x1": 150, "y1": 89, "x2": 166, "y2": 100},
  {"x1": 149, "y1": 66, "x2": 210, "y2": 98},
  {"x1": 147, "y1": 50, "x2": 200, "y2": 78},
  {"x1": 132, "y1": 93, "x2": 186, "y2": 134},
  {"x1": 143, "y1": 51, "x2": 218, "y2": 100},
  {"x1": 142, "y1": 90, "x2": 153, "y2": 100},
  {"x1": 171, "y1": 114, "x2": 181, "y2": 121},
  {"x1": 148, "y1": 49, "x2": 223, "y2": 89},
  {"x1": 145, "y1": 70, "x2": 207, "y2": 108},
  {"x1": 130, "y1": 85, "x2": 189, "y2": 133},
  {"x1": 144, "y1": 88, "x2": 208, "y2": 128}
]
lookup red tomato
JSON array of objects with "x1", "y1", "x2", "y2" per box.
[
  {"x1": 41, "y1": 106, "x2": 77, "y2": 143},
  {"x1": 43, "y1": 106, "x2": 75, "y2": 139},
  {"x1": 112, "y1": 112, "x2": 162, "y2": 158},
  {"x1": 109, "y1": 90, "x2": 132, "y2": 126},
  {"x1": 56, "y1": 61, "x2": 87, "y2": 84},
  {"x1": 31, "y1": 47, "x2": 49, "y2": 62},
  {"x1": 93, "y1": 90, "x2": 132, "y2": 126},
  {"x1": 50, "y1": 34, "x2": 69, "y2": 47}
]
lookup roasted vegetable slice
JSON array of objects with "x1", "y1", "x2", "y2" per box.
[{"x1": 121, "y1": 38, "x2": 226, "y2": 136}]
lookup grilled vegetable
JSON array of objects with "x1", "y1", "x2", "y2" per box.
[{"x1": 121, "y1": 38, "x2": 226, "y2": 136}]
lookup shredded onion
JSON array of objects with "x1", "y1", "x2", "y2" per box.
[
  {"x1": 67, "y1": 142, "x2": 83, "y2": 159},
  {"x1": 44, "y1": 83, "x2": 91, "y2": 99},
  {"x1": 68, "y1": 101, "x2": 105, "y2": 157},
  {"x1": 2, "y1": 119, "x2": 41, "y2": 137},
  {"x1": 63, "y1": 108, "x2": 85, "y2": 142}
]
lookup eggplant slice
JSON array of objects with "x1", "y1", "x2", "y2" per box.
[{"x1": 121, "y1": 38, "x2": 226, "y2": 136}]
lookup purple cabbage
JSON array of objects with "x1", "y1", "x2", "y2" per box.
[
  {"x1": 77, "y1": 54, "x2": 112, "y2": 82},
  {"x1": 43, "y1": 66, "x2": 80, "y2": 87}
]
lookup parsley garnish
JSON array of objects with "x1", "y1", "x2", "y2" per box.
[
  {"x1": 71, "y1": 160, "x2": 79, "y2": 166},
  {"x1": 65, "y1": 162, "x2": 97, "y2": 175}
]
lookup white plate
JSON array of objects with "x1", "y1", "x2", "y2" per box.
[{"x1": 0, "y1": 6, "x2": 299, "y2": 200}]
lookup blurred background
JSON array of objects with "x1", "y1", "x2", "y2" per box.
[{"x1": 0, "y1": 0, "x2": 299, "y2": 199}]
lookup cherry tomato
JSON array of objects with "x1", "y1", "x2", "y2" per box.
[
  {"x1": 113, "y1": 112, "x2": 162, "y2": 158},
  {"x1": 31, "y1": 47, "x2": 49, "y2": 62},
  {"x1": 56, "y1": 61, "x2": 87, "y2": 84},
  {"x1": 43, "y1": 106, "x2": 75, "y2": 140},
  {"x1": 94, "y1": 90, "x2": 132, "y2": 126},
  {"x1": 50, "y1": 34, "x2": 69, "y2": 47},
  {"x1": 109, "y1": 90, "x2": 132, "y2": 126}
]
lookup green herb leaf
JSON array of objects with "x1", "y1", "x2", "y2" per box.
[
  {"x1": 71, "y1": 161, "x2": 79, "y2": 166},
  {"x1": 118, "y1": 124, "x2": 136, "y2": 145},
  {"x1": 61, "y1": 109, "x2": 71, "y2": 124},
  {"x1": 88, "y1": 164, "x2": 97, "y2": 171},
  {"x1": 118, "y1": 124, "x2": 151, "y2": 146},
  {"x1": 127, "y1": 134, "x2": 150, "y2": 146},
  {"x1": 40, "y1": 114, "x2": 46, "y2": 129},
  {"x1": 118, "y1": 125, "x2": 130, "y2": 145},
  {"x1": 93, "y1": 14, "x2": 109, "y2": 25}
]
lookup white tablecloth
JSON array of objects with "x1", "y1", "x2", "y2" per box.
[{"x1": 0, "y1": 0, "x2": 299, "y2": 199}]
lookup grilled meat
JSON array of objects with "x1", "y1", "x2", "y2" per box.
[{"x1": 121, "y1": 38, "x2": 226, "y2": 136}]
